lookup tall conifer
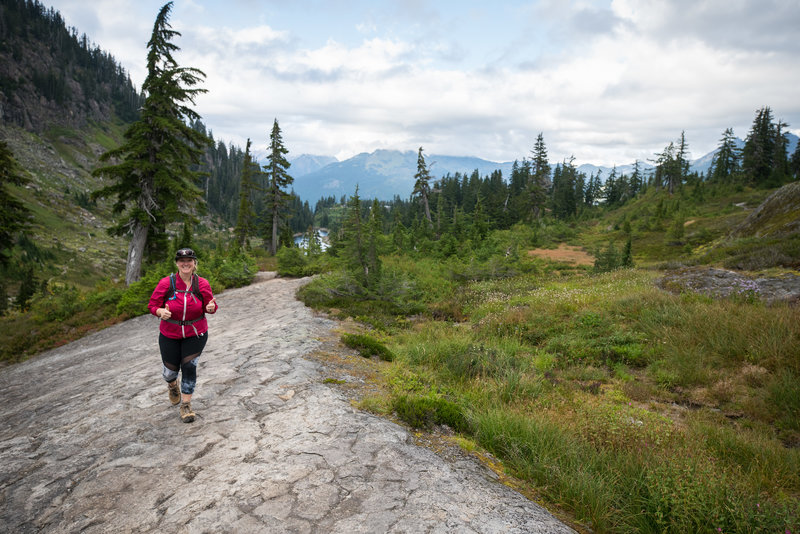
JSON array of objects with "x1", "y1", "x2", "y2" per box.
[
  {"x1": 528, "y1": 133, "x2": 550, "y2": 219},
  {"x1": 234, "y1": 138, "x2": 259, "y2": 249},
  {"x1": 341, "y1": 187, "x2": 368, "y2": 286},
  {"x1": 263, "y1": 119, "x2": 293, "y2": 255},
  {"x1": 710, "y1": 128, "x2": 741, "y2": 183},
  {"x1": 742, "y1": 106, "x2": 777, "y2": 186},
  {"x1": 412, "y1": 147, "x2": 433, "y2": 226},
  {"x1": 92, "y1": 2, "x2": 210, "y2": 284}
]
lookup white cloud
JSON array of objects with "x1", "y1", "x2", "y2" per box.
[{"x1": 49, "y1": 0, "x2": 800, "y2": 168}]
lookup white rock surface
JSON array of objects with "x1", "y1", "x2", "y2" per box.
[{"x1": 0, "y1": 274, "x2": 574, "y2": 533}]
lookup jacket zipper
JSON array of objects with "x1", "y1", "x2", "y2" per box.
[{"x1": 181, "y1": 290, "x2": 187, "y2": 338}]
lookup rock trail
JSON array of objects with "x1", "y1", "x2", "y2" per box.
[{"x1": 0, "y1": 273, "x2": 574, "y2": 533}]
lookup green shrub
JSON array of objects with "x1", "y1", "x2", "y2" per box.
[
  {"x1": 341, "y1": 332, "x2": 394, "y2": 361},
  {"x1": 392, "y1": 393, "x2": 470, "y2": 433},
  {"x1": 29, "y1": 282, "x2": 84, "y2": 322},
  {"x1": 277, "y1": 246, "x2": 309, "y2": 277},
  {"x1": 84, "y1": 284, "x2": 125, "y2": 309},
  {"x1": 115, "y1": 268, "x2": 168, "y2": 317},
  {"x1": 211, "y1": 253, "x2": 257, "y2": 288}
]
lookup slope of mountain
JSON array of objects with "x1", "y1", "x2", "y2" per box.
[
  {"x1": 289, "y1": 154, "x2": 338, "y2": 177},
  {"x1": 0, "y1": 1, "x2": 141, "y2": 286},
  {"x1": 575, "y1": 162, "x2": 655, "y2": 180},
  {"x1": 291, "y1": 150, "x2": 515, "y2": 202},
  {"x1": 0, "y1": 0, "x2": 141, "y2": 132}
]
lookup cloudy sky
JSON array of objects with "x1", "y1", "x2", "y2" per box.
[{"x1": 50, "y1": 0, "x2": 800, "y2": 166}]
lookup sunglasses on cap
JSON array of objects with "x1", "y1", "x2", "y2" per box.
[{"x1": 175, "y1": 248, "x2": 197, "y2": 260}]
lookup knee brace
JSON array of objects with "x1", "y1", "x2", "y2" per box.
[
  {"x1": 162, "y1": 365, "x2": 179, "y2": 383},
  {"x1": 180, "y1": 357, "x2": 199, "y2": 395}
]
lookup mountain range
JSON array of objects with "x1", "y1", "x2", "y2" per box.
[{"x1": 283, "y1": 135, "x2": 798, "y2": 203}]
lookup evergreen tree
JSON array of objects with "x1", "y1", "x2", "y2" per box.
[
  {"x1": 305, "y1": 224, "x2": 323, "y2": 257},
  {"x1": 771, "y1": 119, "x2": 791, "y2": 186},
  {"x1": 391, "y1": 216, "x2": 408, "y2": 253},
  {"x1": 470, "y1": 195, "x2": 489, "y2": 241},
  {"x1": 15, "y1": 264, "x2": 36, "y2": 311},
  {"x1": 604, "y1": 167, "x2": 619, "y2": 205},
  {"x1": 508, "y1": 159, "x2": 530, "y2": 221},
  {"x1": 790, "y1": 140, "x2": 800, "y2": 180},
  {"x1": 0, "y1": 277, "x2": 7, "y2": 316},
  {"x1": 574, "y1": 171, "x2": 586, "y2": 216},
  {"x1": 234, "y1": 138, "x2": 260, "y2": 249},
  {"x1": 92, "y1": 2, "x2": 210, "y2": 284},
  {"x1": 177, "y1": 221, "x2": 193, "y2": 251},
  {"x1": 585, "y1": 170, "x2": 602, "y2": 207},
  {"x1": 527, "y1": 133, "x2": 550, "y2": 220},
  {"x1": 0, "y1": 140, "x2": 30, "y2": 265},
  {"x1": 262, "y1": 119, "x2": 293, "y2": 255},
  {"x1": 622, "y1": 238, "x2": 634, "y2": 268},
  {"x1": 594, "y1": 240, "x2": 620, "y2": 273},
  {"x1": 742, "y1": 106, "x2": 777, "y2": 186},
  {"x1": 434, "y1": 192, "x2": 450, "y2": 238},
  {"x1": 552, "y1": 158, "x2": 578, "y2": 219},
  {"x1": 412, "y1": 147, "x2": 433, "y2": 226},
  {"x1": 710, "y1": 127, "x2": 741, "y2": 183},
  {"x1": 340, "y1": 187, "x2": 369, "y2": 287},
  {"x1": 653, "y1": 141, "x2": 681, "y2": 194},
  {"x1": 616, "y1": 173, "x2": 632, "y2": 205},
  {"x1": 630, "y1": 160, "x2": 645, "y2": 196},
  {"x1": 676, "y1": 130, "x2": 690, "y2": 183},
  {"x1": 366, "y1": 199, "x2": 383, "y2": 288}
]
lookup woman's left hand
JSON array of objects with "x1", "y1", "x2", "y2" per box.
[{"x1": 206, "y1": 299, "x2": 216, "y2": 313}]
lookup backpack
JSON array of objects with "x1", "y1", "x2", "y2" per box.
[{"x1": 162, "y1": 273, "x2": 205, "y2": 325}]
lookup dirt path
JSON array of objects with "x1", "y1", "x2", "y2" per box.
[
  {"x1": 528, "y1": 244, "x2": 594, "y2": 266},
  {"x1": 0, "y1": 274, "x2": 574, "y2": 533}
]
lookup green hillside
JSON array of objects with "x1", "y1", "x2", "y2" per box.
[{"x1": 2, "y1": 123, "x2": 130, "y2": 286}]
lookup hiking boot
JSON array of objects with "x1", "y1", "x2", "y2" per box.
[
  {"x1": 167, "y1": 381, "x2": 180, "y2": 405},
  {"x1": 180, "y1": 402, "x2": 195, "y2": 423}
]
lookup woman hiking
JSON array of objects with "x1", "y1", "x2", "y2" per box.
[{"x1": 148, "y1": 248, "x2": 217, "y2": 423}]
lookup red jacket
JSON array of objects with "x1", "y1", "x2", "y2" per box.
[{"x1": 148, "y1": 274, "x2": 217, "y2": 339}]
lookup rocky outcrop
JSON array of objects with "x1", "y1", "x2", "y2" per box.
[
  {"x1": 658, "y1": 267, "x2": 800, "y2": 305},
  {"x1": 729, "y1": 181, "x2": 800, "y2": 238}
]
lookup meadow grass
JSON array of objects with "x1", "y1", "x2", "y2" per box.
[{"x1": 375, "y1": 266, "x2": 800, "y2": 532}]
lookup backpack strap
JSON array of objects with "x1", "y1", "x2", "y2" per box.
[
  {"x1": 191, "y1": 274, "x2": 204, "y2": 305},
  {"x1": 163, "y1": 274, "x2": 177, "y2": 303},
  {"x1": 163, "y1": 273, "x2": 205, "y2": 315}
]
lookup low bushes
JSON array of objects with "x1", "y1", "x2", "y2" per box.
[{"x1": 341, "y1": 332, "x2": 394, "y2": 361}]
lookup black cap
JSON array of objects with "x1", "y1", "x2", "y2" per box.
[{"x1": 175, "y1": 248, "x2": 197, "y2": 260}]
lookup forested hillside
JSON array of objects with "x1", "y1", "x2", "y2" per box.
[{"x1": 0, "y1": 0, "x2": 141, "y2": 130}]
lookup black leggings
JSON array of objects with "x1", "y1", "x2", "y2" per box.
[{"x1": 159, "y1": 333, "x2": 208, "y2": 395}]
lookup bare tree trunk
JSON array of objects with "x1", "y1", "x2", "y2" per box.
[
  {"x1": 125, "y1": 221, "x2": 148, "y2": 285},
  {"x1": 270, "y1": 209, "x2": 279, "y2": 256}
]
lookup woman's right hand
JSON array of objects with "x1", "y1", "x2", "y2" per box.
[{"x1": 159, "y1": 303, "x2": 172, "y2": 320}]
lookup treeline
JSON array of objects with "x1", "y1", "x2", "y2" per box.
[
  {"x1": 268, "y1": 105, "x2": 800, "y2": 287},
  {"x1": 0, "y1": 0, "x2": 142, "y2": 125},
  {"x1": 309, "y1": 106, "x2": 800, "y2": 243}
]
